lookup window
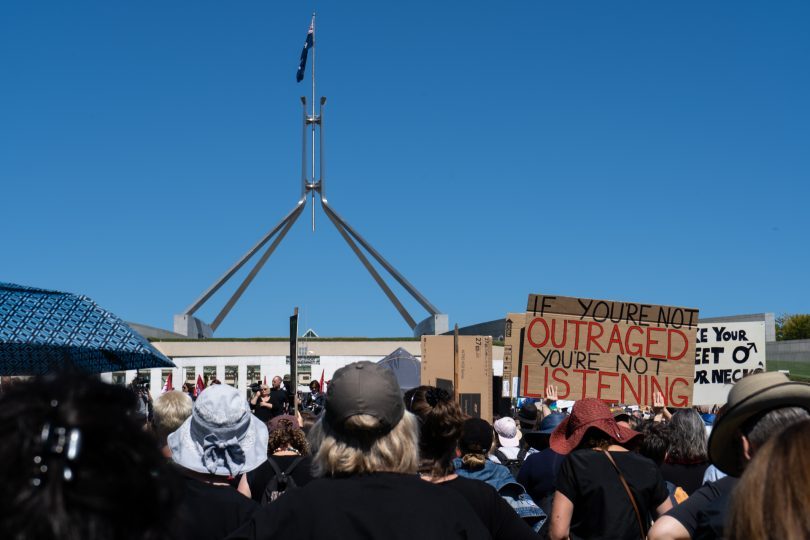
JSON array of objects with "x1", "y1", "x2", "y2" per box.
[
  {"x1": 203, "y1": 366, "x2": 216, "y2": 386},
  {"x1": 224, "y1": 365, "x2": 238, "y2": 387}
]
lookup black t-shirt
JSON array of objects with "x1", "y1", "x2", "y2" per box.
[
  {"x1": 555, "y1": 449, "x2": 669, "y2": 540},
  {"x1": 660, "y1": 461, "x2": 709, "y2": 496},
  {"x1": 226, "y1": 472, "x2": 491, "y2": 540},
  {"x1": 173, "y1": 474, "x2": 259, "y2": 540},
  {"x1": 442, "y1": 476, "x2": 537, "y2": 540},
  {"x1": 665, "y1": 475, "x2": 738, "y2": 540},
  {"x1": 246, "y1": 455, "x2": 314, "y2": 502},
  {"x1": 268, "y1": 388, "x2": 288, "y2": 418},
  {"x1": 252, "y1": 395, "x2": 273, "y2": 423}
]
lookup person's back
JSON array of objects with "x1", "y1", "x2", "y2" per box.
[
  {"x1": 168, "y1": 383, "x2": 268, "y2": 540},
  {"x1": 491, "y1": 417, "x2": 534, "y2": 477},
  {"x1": 228, "y1": 362, "x2": 489, "y2": 540},
  {"x1": 229, "y1": 472, "x2": 489, "y2": 540},
  {"x1": 548, "y1": 399, "x2": 671, "y2": 540},
  {"x1": 660, "y1": 409, "x2": 709, "y2": 496},
  {"x1": 174, "y1": 472, "x2": 258, "y2": 540},
  {"x1": 440, "y1": 475, "x2": 540, "y2": 540},
  {"x1": 246, "y1": 415, "x2": 313, "y2": 503},
  {"x1": 517, "y1": 446, "x2": 566, "y2": 506},
  {"x1": 556, "y1": 448, "x2": 668, "y2": 540}
]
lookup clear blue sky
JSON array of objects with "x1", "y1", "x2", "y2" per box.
[{"x1": 3, "y1": 1, "x2": 808, "y2": 337}]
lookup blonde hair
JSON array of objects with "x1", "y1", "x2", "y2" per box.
[
  {"x1": 460, "y1": 453, "x2": 488, "y2": 469},
  {"x1": 728, "y1": 419, "x2": 810, "y2": 540},
  {"x1": 152, "y1": 391, "x2": 193, "y2": 446},
  {"x1": 308, "y1": 412, "x2": 420, "y2": 477}
]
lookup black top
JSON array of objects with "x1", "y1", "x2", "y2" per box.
[
  {"x1": 555, "y1": 449, "x2": 669, "y2": 540},
  {"x1": 246, "y1": 455, "x2": 314, "y2": 503},
  {"x1": 252, "y1": 395, "x2": 273, "y2": 423},
  {"x1": 173, "y1": 474, "x2": 259, "y2": 540},
  {"x1": 441, "y1": 476, "x2": 537, "y2": 540},
  {"x1": 665, "y1": 476, "x2": 738, "y2": 540},
  {"x1": 268, "y1": 388, "x2": 288, "y2": 418},
  {"x1": 516, "y1": 447, "x2": 566, "y2": 504},
  {"x1": 660, "y1": 461, "x2": 709, "y2": 495},
  {"x1": 226, "y1": 472, "x2": 491, "y2": 540},
  {"x1": 301, "y1": 391, "x2": 325, "y2": 415}
]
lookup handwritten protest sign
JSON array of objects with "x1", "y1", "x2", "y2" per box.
[
  {"x1": 519, "y1": 294, "x2": 699, "y2": 406},
  {"x1": 693, "y1": 321, "x2": 766, "y2": 405}
]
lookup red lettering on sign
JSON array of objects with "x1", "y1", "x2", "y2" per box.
[
  {"x1": 607, "y1": 326, "x2": 625, "y2": 354},
  {"x1": 646, "y1": 327, "x2": 666, "y2": 358},
  {"x1": 550, "y1": 319, "x2": 567, "y2": 348},
  {"x1": 522, "y1": 365, "x2": 544, "y2": 398},
  {"x1": 625, "y1": 326, "x2": 644, "y2": 356},
  {"x1": 620, "y1": 374, "x2": 641, "y2": 404},
  {"x1": 670, "y1": 377, "x2": 689, "y2": 407},
  {"x1": 527, "y1": 317, "x2": 549, "y2": 348},
  {"x1": 552, "y1": 368, "x2": 570, "y2": 398},
  {"x1": 597, "y1": 371, "x2": 619, "y2": 400},
  {"x1": 573, "y1": 369, "x2": 597, "y2": 398},
  {"x1": 587, "y1": 322, "x2": 606, "y2": 353},
  {"x1": 667, "y1": 329, "x2": 688, "y2": 361}
]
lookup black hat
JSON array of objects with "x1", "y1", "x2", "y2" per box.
[
  {"x1": 324, "y1": 361, "x2": 404, "y2": 433},
  {"x1": 518, "y1": 402, "x2": 539, "y2": 428},
  {"x1": 459, "y1": 417, "x2": 494, "y2": 454}
]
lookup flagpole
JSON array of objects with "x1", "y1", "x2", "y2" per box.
[{"x1": 311, "y1": 12, "x2": 317, "y2": 232}]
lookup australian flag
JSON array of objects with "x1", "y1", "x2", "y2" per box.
[{"x1": 296, "y1": 18, "x2": 314, "y2": 83}]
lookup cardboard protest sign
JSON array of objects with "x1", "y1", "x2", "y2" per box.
[
  {"x1": 519, "y1": 294, "x2": 699, "y2": 406},
  {"x1": 421, "y1": 335, "x2": 493, "y2": 423},
  {"x1": 502, "y1": 312, "x2": 526, "y2": 398},
  {"x1": 693, "y1": 321, "x2": 766, "y2": 405}
]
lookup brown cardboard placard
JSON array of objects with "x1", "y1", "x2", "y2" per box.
[
  {"x1": 421, "y1": 335, "x2": 493, "y2": 423},
  {"x1": 519, "y1": 294, "x2": 698, "y2": 406},
  {"x1": 502, "y1": 312, "x2": 526, "y2": 398}
]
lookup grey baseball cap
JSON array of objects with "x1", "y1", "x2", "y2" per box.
[{"x1": 324, "y1": 361, "x2": 404, "y2": 433}]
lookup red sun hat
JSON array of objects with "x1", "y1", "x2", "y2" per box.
[{"x1": 550, "y1": 398, "x2": 640, "y2": 455}]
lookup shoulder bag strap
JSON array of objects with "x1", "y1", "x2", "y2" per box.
[
  {"x1": 266, "y1": 456, "x2": 283, "y2": 477},
  {"x1": 601, "y1": 449, "x2": 645, "y2": 540},
  {"x1": 283, "y1": 455, "x2": 305, "y2": 475}
]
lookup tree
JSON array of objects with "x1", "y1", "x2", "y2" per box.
[{"x1": 776, "y1": 314, "x2": 810, "y2": 341}]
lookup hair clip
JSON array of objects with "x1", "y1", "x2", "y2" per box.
[{"x1": 31, "y1": 422, "x2": 83, "y2": 486}]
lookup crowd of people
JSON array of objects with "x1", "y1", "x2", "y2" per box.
[{"x1": 0, "y1": 364, "x2": 809, "y2": 539}]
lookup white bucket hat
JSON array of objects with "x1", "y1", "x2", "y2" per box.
[
  {"x1": 168, "y1": 384, "x2": 268, "y2": 477},
  {"x1": 493, "y1": 416, "x2": 522, "y2": 447}
]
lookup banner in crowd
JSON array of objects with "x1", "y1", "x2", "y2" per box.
[
  {"x1": 692, "y1": 321, "x2": 766, "y2": 405},
  {"x1": 519, "y1": 294, "x2": 699, "y2": 406}
]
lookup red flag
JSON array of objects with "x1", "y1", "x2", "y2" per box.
[
  {"x1": 195, "y1": 374, "x2": 205, "y2": 397},
  {"x1": 319, "y1": 369, "x2": 324, "y2": 390},
  {"x1": 161, "y1": 372, "x2": 174, "y2": 393}
]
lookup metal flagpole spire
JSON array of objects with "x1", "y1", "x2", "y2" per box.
[
  {"x1": 311, "y1": 12, "x2": 316, "y2": 231},
  {"x1": 174, "y1": 13, "x2": 448, "y2": 339}
]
